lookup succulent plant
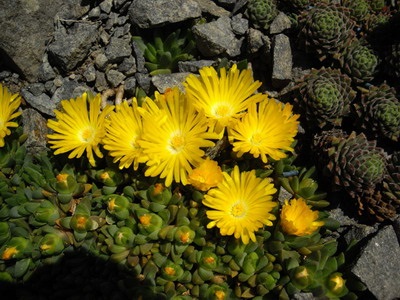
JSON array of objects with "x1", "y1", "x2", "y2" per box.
[
  {"x1": 368, "y1": 0, "x2": 386, "y2": 12},
  {"x1": 297, "y1": 3, "x2": 355, "y2": 60},
  {"x1": 382, "y1": 151, "x2": 400, "y2": 208},
  {"x1": 245, "y1": 0, "x2": 278, "y2": 30},
  {"x1": 356, "y1": 190, "x2": 398, "y2": 222},
  {"x1": 132, "y1": 28, "x2": 196, "y2": 76},
  {"x1": 295, "y1": 67, "x2": 356, "y2": 130},
  {"x1": 355, "y1": 83, "x2": 400, "y2": 141},
  {"x1": 313, "y1": 130, "x2": 387, "y2": 198},
  {"x1": 279, "y1": 166, "x2": 329, "y2": 207},
  {"x1": 342, "y1": 0, "x2": 371, "y2": 24},
  {"x1": 341, "y1": 40, "x2": 379, "y2": 83}
]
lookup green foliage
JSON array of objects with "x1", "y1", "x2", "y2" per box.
[
  {"x1": 245, "y1": 0, "x2": 278, "y2": 30},
  {"x1": 132, "y1": 29, "x2": 196, "y2": 76}
]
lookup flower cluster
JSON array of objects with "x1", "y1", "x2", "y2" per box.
[{"x1": 46, "y1": 65, "x2": 305, "y2": 244}]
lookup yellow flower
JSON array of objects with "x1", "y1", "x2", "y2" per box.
[
  {"x1": 228, "y1": 97, "x2": 299, "y2": 163},
  {"x1": 47, "y1": 92, "x2": 114, "y2": 166},
  {"x1": 188, "y1": 157, "x2": 223, "y2": 191},
  {"x1": 280, "y1": 198, "x2": 324, "y2": 236},
  {"x1": 138, "y1": 87, "x2": 216, "y2": 186},
  {"x1": 0, "y1": 84, "x2": 22, "y2": 147},
  {"x1": 103, "y1": 99, "x2": 147, "y2": 170},
  {"x1": 184, "y1": 64, "x2": 264, "y2": 135},
  {"x1": 203, "y1": 165, "x2": 277, "y2": 244}
]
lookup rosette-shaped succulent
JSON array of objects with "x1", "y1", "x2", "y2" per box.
[
  {"x1": 295, "y1": 67, "x2": 356, "y2": 129},
  {"x1": 341, "y1": 40, "x2": 379, "y2": 83},
  {"x1": 382, "y1": 151, "x2": 400, "y2": 208},
  {"x1": 355, "y1": 83, "x2": 400, "y2": 141},
  {"x1": 342, "y1": 0, "x2": 370, "y2": 24},
  {"x1": 368, "y1": 0, "x2": 386, "y2": 12},
  {"x1": 356, "y1": 190, "x2": 398, "y2": 222},
  {"x1": 245, "y1": 0, "x2": 278, "y2": 30},
  {"x1": 297, "y1": 3, "x2": 355, "y2": 60},
  {"x1": 313, "y1": 131, "x2": 387, "y2": 197}
]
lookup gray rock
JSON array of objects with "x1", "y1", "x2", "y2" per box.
[
  {"x1": 151, "y1": 73, "x2": 191, "y2": 93},
  {"x1": 231, "y1": 14, "x2": 249, "y2": 35},
  {"x1": 269, "y1": 12, "x2": 292, "y2": 35},
  {"x1": 84, "y1": 65, "x2": 97, "y2": 82},
  {"x1": 124, "y1": 76, "x2": 137, "y2": 98},
  {"x1": 131, "y1": 39, "x2": 147, "y2": 73},
  {"x1": 291, "y1": 293, "x2": 315, "y2": 300},
  {"x1": 38, "y1": 54, "x2": 57, "y2": 82},
  {"x1": 105, "y1": 36, "x2": 132, "y2": 64},
  {"x1": 246, "y1": 28, "x2": 270, "y2": 54},
  {"x1": 118, "y1": 56, "x2": 137, "y2": 76},
  {"x1": 0, "y1": 0, "x2": 65, "y2": 82},
  {"x1": 106, "y1": 69, "x2": 126, "y2": 87},
  {"x1": 20, "y1": 90, "x2": 54, "y2": 116},
  {"x1": 95, "y1": 71, "x2": 108, "y2": 92},
  {"x1": 88, "y1": 7, "x2": 101, "y2": 19},
  {"x1": 21, "y1": 108, "x2": 48, "y2": 155},
  {"x1": 178, "y1": 60, "x2": 215, "y2": 73},
  {"x1": 193, "y1": 0, "x2": 230, "y2": 17},
  {"x1": 99, "y1": 0, "x2": 113, "y2": 13},
  {"x1": 351, "y1": 225, "x2": 400, "y2": 300},
  {"x1": 192, "y1": 16, "x2": 243, "y2": 57},
  {"x1": 128, "y1": 0, "x2": 202, "y2": 28},
  {"x1": 95, "y1": 52, "x2": 109, "y2": 71},
  {"x1": 135, "y1": 73, "x2": 152, "y2": 94},
  {"x1": 51, "y1": 78, "x2": 89, "y2": 111},
  {"x1": 23, "y1": 83, "x2": 45, "y2": 97},
  {"x1": 48, "y1": 21, "x2": 99, "y2": 72},
  {"x1": 271, "y1": 34, "x2": 292, "y2": 89}
]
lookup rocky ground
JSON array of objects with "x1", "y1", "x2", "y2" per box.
[{"x1": 0, "y1": 0, "x2": 400, "y2": 299}]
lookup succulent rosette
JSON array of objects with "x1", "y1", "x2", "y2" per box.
[
  {"x1": 313, "y1": 130, "x2": 387, "y2": 197},
  {"x1": 341, "y1": 40, "x2": 379, "y2": 83},
  {"x1": 245, "y1": 0, "x2": 278, "y2": 30},
  {"x1": 356, "y1": 83, "x2": 400, "y2": 142},
  {"x1": 297, "y1": 3, "x2": 355, "y2": 60},
  {"x1": 295, "y1": 67, "x2": 356, "y2": 130}
]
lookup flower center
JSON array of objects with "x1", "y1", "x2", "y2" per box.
[
  {"x1": 213, "y1": 103, "x2": 231, "y2": 118},
  {"x1": 164, "y1": 266, "x2": 176, "y2": 276},
  {"x1": 169, "y1": 133, "x2": 185, "y2": 153},
  {"x1": 79, "y1": 127, "x2": 95, "y2": 143},
  {"x1": 139, "y1": 214, "x2": 151, "y2": 226},
  {"x1": 231, "y1": 201, "x2": 247, "y2": 218},
  {"x1": 250, "y1": 132, "x2": 263, "y2": 145}
]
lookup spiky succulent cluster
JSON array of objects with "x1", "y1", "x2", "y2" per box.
[
  {"x1": 342, "y1": 0, "x2": 371, "y2": 24},
  {"x1": 245, "y1": 0, "x2": 278, "y2": 30},
  {"x1": 132, "y1": 29, "x2": 196, "y2": 76},
  {"x1": 313, "y1": 130, "x2": 387, "y2": 198},
  {"x1": 297, "y1": 3, "x2": 355, "y2": 60},
  {"x1": 295, "y1": 67, "x2": 356, "y2": 130},
  {"x1": 355, "y1": 83, "x2": 400, "y2": 142},
  {"x1": 341, "y1": 40, "x2": 379, "y2": 83}
]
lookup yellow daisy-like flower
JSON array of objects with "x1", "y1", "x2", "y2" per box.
[
  {"x1": 188, "y1": 157, "x2": 223, "y2": 191},
  {"x1": 228, "y1": 97, "x2": 300, "y2": 163},
  {"x1": 203, "y1": 165, "x2": 277, "y2": 244},
  {"x1": 280, "y1": 198, "x2": 324, "y2": 236},
  {"x1": 47, "y1": 92, "x2": 114, "y2": 166},
  {"x1": 138, "y1": 87, "x2": 216, "y2": 186},
  {"x1": 103, "y1": 99, "x2": 147, "y2": 170},
  {"x1": 0, "y1": 83, "x2": 22, "y2": 147},
  {"x1": 184, "y1": 64, "x2": 264, "y2": 135}
]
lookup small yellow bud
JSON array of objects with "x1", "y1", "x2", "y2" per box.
[
  {"x1": 2, "y1": 247, "x2": 18, "y2": 260},
  {"x1": 139, "y1": 214, "x2": 151, "y2": 226},
  {"x1": 164, "y1": 266, "x2": 176, "y2": 276}
]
